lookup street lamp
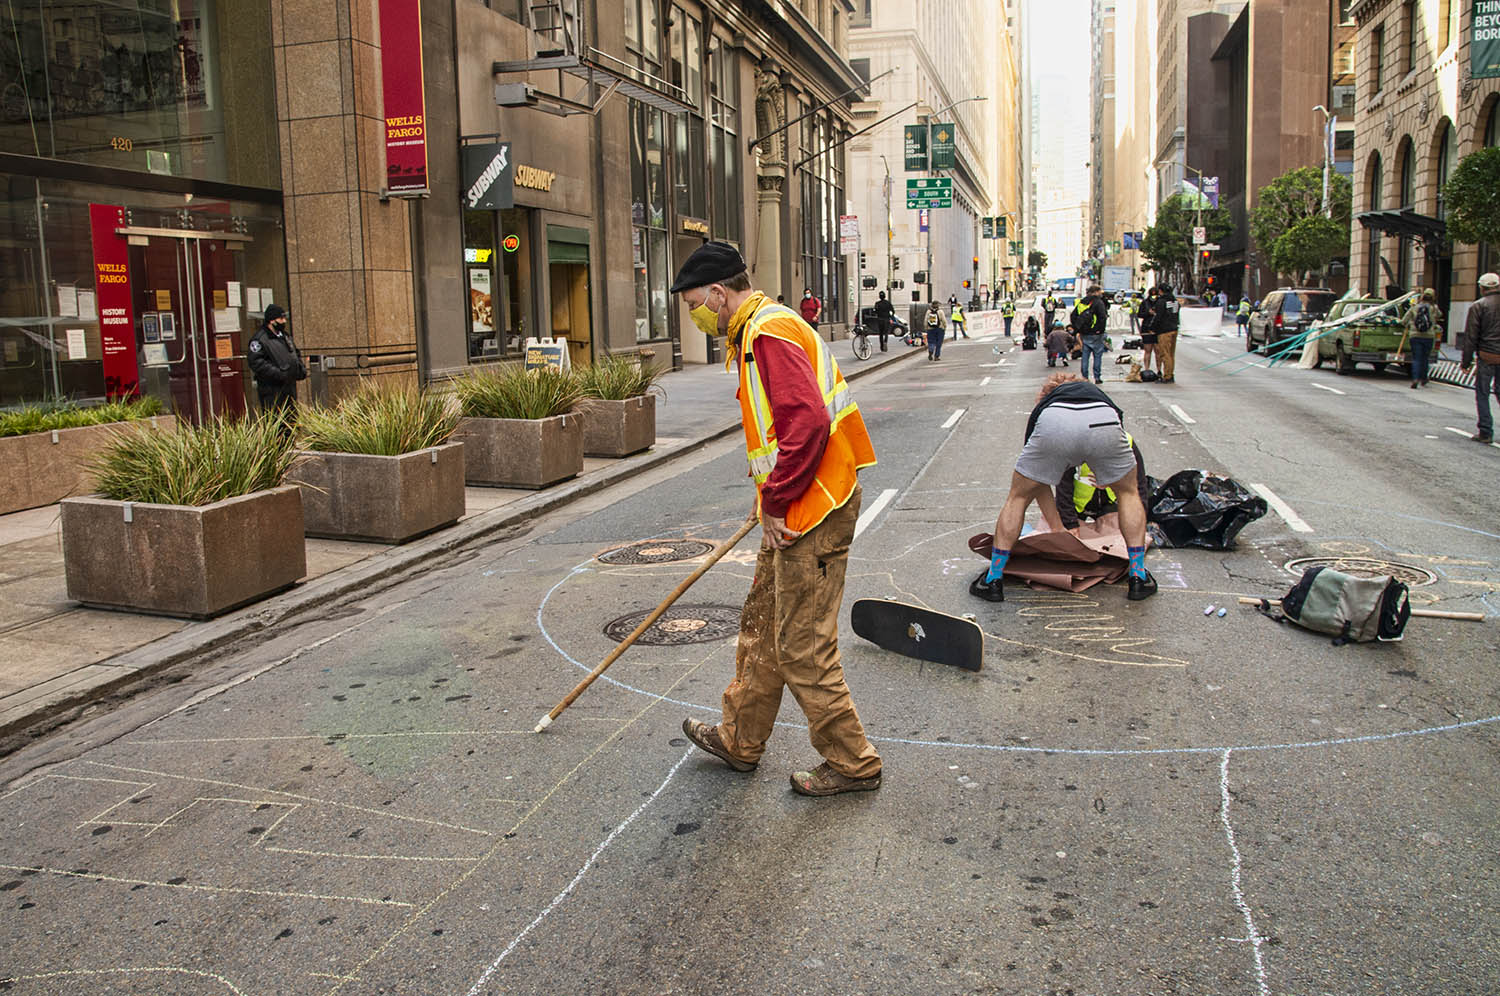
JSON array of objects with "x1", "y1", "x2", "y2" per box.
[
  {"x1": 1313, "y1": 104, "x2": 1335, "y2": 219},
  {"x1": 1183, "y1": 162, "x2": 1213, "y2": 291},
  {"x1": 921, "y1": 96, "x2": 987, "y2": 304}
]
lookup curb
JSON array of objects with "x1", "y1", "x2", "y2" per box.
[{"x1": 0, "y1": 347, "x2": 922, "y2": 751}]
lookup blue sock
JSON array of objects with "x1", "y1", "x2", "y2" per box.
[
  {"x1": 986, "y1": 548, "x2": 1010, "y2": 583},
  {"x1": 1127, "y1": 546, "x2": 1146, "y2": 580}
]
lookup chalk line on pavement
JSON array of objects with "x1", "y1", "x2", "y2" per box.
[{"x1": 1219, "y1": 750, "x2": 1272, "y2": 996}]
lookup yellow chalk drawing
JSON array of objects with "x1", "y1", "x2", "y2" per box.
[{"x1": 1001, "y1": 591, "x2": 1190, "y2": 668}]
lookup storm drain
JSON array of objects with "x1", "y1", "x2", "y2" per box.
[
  {"x1": 598, "y1": 539, "x2": 716, "y2": 565},
  {"x1": 604, "y1": 604, "x2": 741, "y2": 645},
  {"x1": 1283, "y1": 556, "x2": 1437, "y2": 587}
]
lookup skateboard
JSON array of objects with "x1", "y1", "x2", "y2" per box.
[{"x1": 850, "y1": 598, "x2": 984, "y2": 672}]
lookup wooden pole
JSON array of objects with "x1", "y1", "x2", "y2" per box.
[
  {"x1": 1235, "y1": 596, "x2": 1483, "y2": 622},
  {"x1": 534, "y1": 518, "x2": 758, "y2": 732}
]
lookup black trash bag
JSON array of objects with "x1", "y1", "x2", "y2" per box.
[{"x1": 1145, "y1": 470, "x2": 1268, "y2": 550}]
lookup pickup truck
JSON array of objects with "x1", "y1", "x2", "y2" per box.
[{"x1": 1312, "y1": 297, "x2": 1412, "y2": 374}]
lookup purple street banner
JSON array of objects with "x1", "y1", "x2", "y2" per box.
[
  {"x1": 380, "y1": 0, "x2": 430, "y2": 195},
  {"x1": 88, "y1": 203, "x2": 140, "y2": 399}
]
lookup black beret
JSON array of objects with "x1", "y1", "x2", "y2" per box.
[{"x1": 669, "y1": 240, "x2": 747, "y2": 293}]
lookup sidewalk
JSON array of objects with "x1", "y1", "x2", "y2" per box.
[{"x1": 0, "y1": 341, "x2": 919, "y2": 746}]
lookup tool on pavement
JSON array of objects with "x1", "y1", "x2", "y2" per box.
[
  {"x1": 850, "y1": 598, "x2": 984, "y2": 672},
  {"x1": 534, "y1": 518, "x2": 757, "y2": 732}
]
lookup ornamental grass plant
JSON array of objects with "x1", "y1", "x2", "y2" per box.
[
  {"x1": 0, "y1": 396, "x2": 164, "y2": 438},
  {"x1": 298, "y1": 382, "x2": 458, "y2": 455},
  {"x1": 454, "y1": 365, "x2": 583, "y2": 420},
  {"x1": 576, "y1": 353, "x2": 664, "y2": 401},
  {"x1": 90, "y1": 415, "x2": 295, "y2": 506}
]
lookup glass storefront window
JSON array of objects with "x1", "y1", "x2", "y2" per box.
[
  {"x1": 631, "y1": 100, "x2": 670, "y2": 343},
  {"x1": 710, "y1": 40, "x2": 741, "y2": 243},
  {"x1": 464, "y1": 207, "x2": 534, "y2": 359},
  {"x1": 0, "y1": 0, "x2": 280, "y2": 188},
  {"x1": 464, "y1": 210, "x2": 500, "y2": 360}
]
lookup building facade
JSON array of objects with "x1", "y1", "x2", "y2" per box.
[
  {"x1": 1350, "y1": 0, "x2": 1499, "y2": 327},
  {"x1": 847, "y1": 0, "x2": 999, "y2": 320},
  {"x1": 1154, "y1": 0, "x2": 1249, "y2": 206},
  {"x1": 1090, "y1": 0, "x2": 1118, "y2": 264},
  {"x1": 1104, "y1": 0, "x2": 1158, "y2": 284},
  {"x1": 0, "y1": 0, "x2": 862, "y2": 415}
]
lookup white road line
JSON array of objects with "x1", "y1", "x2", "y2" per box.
[
  {"x1": 462, "y1": 749, "x2": 695, "y2": 996},
  {"x1": 1249, "y1": 483, "x2": 1314, "y2": 533},
  {"x1": 854, "y1": 487, "x2": 899, "y2": 539},
  {"x1": 1169, "y1": 404, "x2": 1196, "y2": 425},
  {"x1": 1206, "y1": 347, "x2": 1222, "y2": 355},
  {"x1": 1445, "y1": 426, "x2": 1500, "y2": 448},
  {"x1": 980, "y1": 376, "x2": 992, "y2": 386},
  {"x1": 941, "y1": 408, "x2": 966, "y2": 429},
  {"x1": 1311, "y1": 382, "x2": 1345, "y2": 395}
]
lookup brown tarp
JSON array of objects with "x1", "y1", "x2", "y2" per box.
[{"x1": 969, "y1": 514, "x2": 1146, "y2": 592}]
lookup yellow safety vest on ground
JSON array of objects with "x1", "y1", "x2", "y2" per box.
[
  {"x1": 733, "y1": 294, "x2": 877, "y2": 535},
  {"x1": 1072, "y1": 433, "x2": 1135, "y2": 513}
]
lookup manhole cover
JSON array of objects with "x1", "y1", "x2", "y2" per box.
[
  {"x1": 598, "y1": 539, "x2": 716, "y2": 565},
  {"x1": 603, "y1": 604, "x2": 741, "y2": 645},
  {"x1": 1284, "y1": 557, "x2": 1437, "y2": 587}
]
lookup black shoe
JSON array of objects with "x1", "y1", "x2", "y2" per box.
[
  {"x1": 1095, "y1": 377, "x2": 1103, "y2": 384},
  {"x1": 1161, "y1": 376, "x2": 1175, "y2": 383},
  {"x1": 1411, "y1": 382, "x2": 1419, "y2": 389},
  {"x1": 1474, "y1": 433, "x2": 1495, "y2": 443},
  {"x1": 969, "y1": 570, "x2": 1004, "y2": 602},
  {"x1": 1127, "y1": 570, "x2": 1158, "y2": 601}
]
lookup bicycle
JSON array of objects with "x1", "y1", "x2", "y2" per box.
[{"x1": 851, "y1": 323, "x2": 873, "y2": 360}]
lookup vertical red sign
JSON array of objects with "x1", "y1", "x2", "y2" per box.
[
  {"x1": 87, "y1": 203, "x2": 139, "y2": 398},
  {"x1": 379, "y1": 0, "x2": 429, "y2": 194}
]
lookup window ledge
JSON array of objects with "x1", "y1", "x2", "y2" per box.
[
  {"x1": 1394, "y1": 70, "x2": 1421, "y2": 95},
  {"x1": 1366, "y1": 91, "x2": 1386, "y2": 112}
]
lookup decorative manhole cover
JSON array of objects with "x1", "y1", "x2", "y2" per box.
[
  {"x1": 1284, "y1": 557, "x2": 1437, "y2": 587},
  {"x1": 603, "y1": 604, "x2": 741, "y2": 645},
  {"x1": 598, "y1": 539, "x2": 716, "y2": 565}
]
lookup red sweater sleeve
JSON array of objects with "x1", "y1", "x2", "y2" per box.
[{"x1": 753, "y1": 335, "x2": 830, "y2": 518}]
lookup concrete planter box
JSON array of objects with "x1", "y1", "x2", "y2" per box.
[
  {"x1": 292, "y1": 442, "x2": 465, "y2": 543},
  {"x1": 60, "y1": 486, "x2": 306, "y2": 619},
  {"x1": 580, "y1": 395, "x2": 656, "y2": 458},
  {"x1": 459, "y1": 412, "x2": 582, "y2": 488},
  {"x1": 0, "y1": 416, "x2": 176, "y2": 515}
]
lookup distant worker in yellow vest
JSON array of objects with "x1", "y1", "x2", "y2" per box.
[
  {"x1": 951, "y1": 301, "x2": 969, "y2": 338},
  {"x1": 1001, "y1": 297, "x2": 1016, "y2": 337},
  {"x1": 1054, "y1": 434, "x2": 1148, "y2": 531},
  {"x1": 669, "y1": 241, "x2": 883, "y2": 797}
]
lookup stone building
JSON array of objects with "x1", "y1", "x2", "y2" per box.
[{"x1": 1350, "y1": 0, "x2": 1500, "y2": 328}]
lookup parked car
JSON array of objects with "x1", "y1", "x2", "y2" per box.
[
  {"x1": 1311, "y1": 297, "x2": 1411, "y2": 374},
  {"x1": 1246, "y1": 288, "x2": 1339, "y2": 354}
]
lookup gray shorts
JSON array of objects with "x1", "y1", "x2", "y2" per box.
[{"x1": 1015, "y1": 402, "x2": 1135, "y2": 487}]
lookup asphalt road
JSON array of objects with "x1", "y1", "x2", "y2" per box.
[{"x1": 2, "y1": 328, "x2": 1498, "y2": 996}]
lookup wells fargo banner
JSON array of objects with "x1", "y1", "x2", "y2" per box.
[
  {"x1": 87, "y1": 203, "x2": 139, "y2": 398},
  {"x1": 1474, "y1": 0, "x2": 1500, "y2": 79},
  {"x1": 379, "y1": 0, "x2": 430, "y2": 194}
]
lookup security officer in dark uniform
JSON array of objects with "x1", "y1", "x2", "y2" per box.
[{"x1": 248, "y1": 303, "x2": 306, "y2": 428}]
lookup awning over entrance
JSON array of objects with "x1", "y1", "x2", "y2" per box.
[
  {"x1": 1356, "y1": 208, "x2": 1447, "y2": 245},
  {"x1": 491, "y1": 51, "x2": 694, "y2": 117}
]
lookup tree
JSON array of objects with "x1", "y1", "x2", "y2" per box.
[
  {"x1": 1442, "y1": 147, "x2": 1500, "y2": 246},
  {"x1": 1028, "y1": 249, "x2": 1048, "y2": 271},
  {"x1": 1270, "y1": 216, "x2": 1348, "y2": 279},
  {"x1": 1250, "y1": 166, "x2": 1352, "y2": 276},
  {"x1": 1140, "y1": 193, "x2": 1232, "y2": 284}
]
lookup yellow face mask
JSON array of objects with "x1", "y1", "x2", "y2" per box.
[{"x1": 688, "y1": 289, "x2": 723, "y2": 337}]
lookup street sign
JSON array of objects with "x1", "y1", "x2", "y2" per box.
[
  {"x1": 1203, "y1": 176, "x2": 1220, "y2": 209},
  {"x1": 903, "y1": 125, "x2": 929, "y2": 171},
  {"x1": 839, "y1": 214, "x2": 859, "y2": 255},
  {"x1": 1192, "y1": 226, "x2": 1207, "y2": 245},
  {"x1": 907, "y1": 198, "x2": 952, "y2": 209},
  {"x1": 981, "y1": 217, "x2": 994, "y2": 239},
  {"x1": 931, "y1": 123, "x2": 956, "y2": 169},
  {"x1": 996, "y1": 216, "x2": 1007, "y2": 238},
  {"x1": 918, "y1": 209, "x2": 930, "y2": 232},
  {"x1": 906, "y1": 177, "x2": 952, "y2": 195},
  {"x1": 1201, "y1": 242, "x2": 1221, "y2": 251}
]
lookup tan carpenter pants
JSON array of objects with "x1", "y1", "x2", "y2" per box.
[
  {"x1": 717, "y1": 485, "x2": 882, "y2": 779},
  {"x1": 1158, "y1": 331, "x2": 1178, "y2": 380}
]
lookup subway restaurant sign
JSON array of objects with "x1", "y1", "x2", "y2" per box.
[{"x1": 1475, "y1": 0, "x2": 1500, "y2": 78}]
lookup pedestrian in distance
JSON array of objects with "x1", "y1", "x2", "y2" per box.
[
  {"x1": 873, "y1": 290, "x2": 895, "y2": 352},
  {"x1": 1236, "y1": 296, "x2": 1252, "y2": 337},
  {"x1": 1042, "y1": 290, "x2": 1060, "y2": 336},
  {"x1": 799, "y1": 287, "x2": 822, "y2": 326},
  {"x1": 1071, "y1": 284, "x2": 1109, "y2": 384},
  {"x1": 1138, "y1": 287, "x2": 1160, "y2": 377},
  {"x1": 1461, "y1": 271, "x2": 1500, "y2": 443},
  {"x1": 669, "y1": 241, "x2": 883, "y2": 796},
  {"x1": 951, "y1": 300, "x2": 970, "y2": 338},
  {"x1": 1154, "y1": 284, "x2": 1182, "y2": 383},
  {"x1": 925, "y1": 301, "x2": 947, "y2": 360},
  {"x1": 970, "y1": 372, "x2": 1156, "y2": 603},
  {"x1": 1402, "y1": 288, "x2": 1442, "y2": 389},
  {"x1": 248, "y1": 303, "x2": 307, "y2": 435},
  {"x1": 1002, "y1": 297, "x2": 1016, "y2": 337},
  {"x1": 1045, "y1": 321, "x2": 1070, "y2": 367}
]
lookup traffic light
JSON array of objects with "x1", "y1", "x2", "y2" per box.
[
  {"x1": 892, "y1": 256, "x2": 901, "y2": 271},
  {"x1": 972, "y1": 256, "x2": 979, "y2": 267},
  {"x1": 913, "y1": 270, "x2": 927, "y2": 284},
  {"x1": 1206, "y1": 275, "x2": 1218, "y2": 290},
  {"x1": 962, "y1": 279, "x2": 971, "y2": 288},
  {"x1": 1200, "y1": 250, "x2": 1211, "y2": 263},
  {"x1": 859, "y1": 251, "x2": 868, "y2": 270}
]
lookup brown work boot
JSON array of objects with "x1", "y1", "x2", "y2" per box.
[
  {"x1": 682, "y1": 718, "x2": 756, "y2": 772},
  {"x1": 790, "y1": 761, "x2": 882, "y2": 797}
]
